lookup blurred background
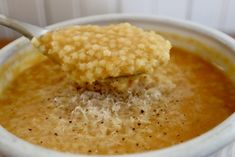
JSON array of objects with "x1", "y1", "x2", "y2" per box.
[{"x1": 0, "y1": 0, "x2": 235, "y2": 40}]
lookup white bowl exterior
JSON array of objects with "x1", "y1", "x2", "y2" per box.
[{"x1": 0, "y1": 14, "x2": 235, "y2": 157}]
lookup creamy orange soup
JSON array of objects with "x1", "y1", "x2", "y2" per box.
[{"x1": 0, "y1": 47, "x2": 234, "y2": 155}]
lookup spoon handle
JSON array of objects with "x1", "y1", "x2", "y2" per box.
[{"x1": 0, "y1": 14, "x2": 47, "y2": 40}]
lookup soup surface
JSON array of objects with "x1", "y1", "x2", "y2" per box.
[{"x1": 0, "y1": 47, "x2": 234, "y2": 155}]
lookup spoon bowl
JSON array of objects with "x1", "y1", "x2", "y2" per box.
[{"x1": 0, "y1": 15, "x2": 171, "y2": 84}]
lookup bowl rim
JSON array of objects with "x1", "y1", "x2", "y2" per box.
[{"x1": 0, "y1": 14, "x2": 235, "y2": 157}]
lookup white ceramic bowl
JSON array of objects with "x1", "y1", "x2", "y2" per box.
[{"x1": 0, "y1": 14, "x2": 235, "y2": 157}]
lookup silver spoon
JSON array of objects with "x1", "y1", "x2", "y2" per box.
[
  {"x1": 0, "y1": 14, "x2": 144, "y2": 80},
  {"x1": 0, "y1": 14, "x2": 47, "y2": 40},
  {"x1": 0, "y1": 14, "x2": 62, "y2": 63}
]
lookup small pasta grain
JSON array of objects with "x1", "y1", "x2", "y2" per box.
[{"x1": 32, "y1": 23, "x2": 171, "y2": 85}]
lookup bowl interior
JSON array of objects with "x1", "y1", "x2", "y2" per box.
[{"x1": 0, "y1": 15, "x2": 235, "y2": 157}]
